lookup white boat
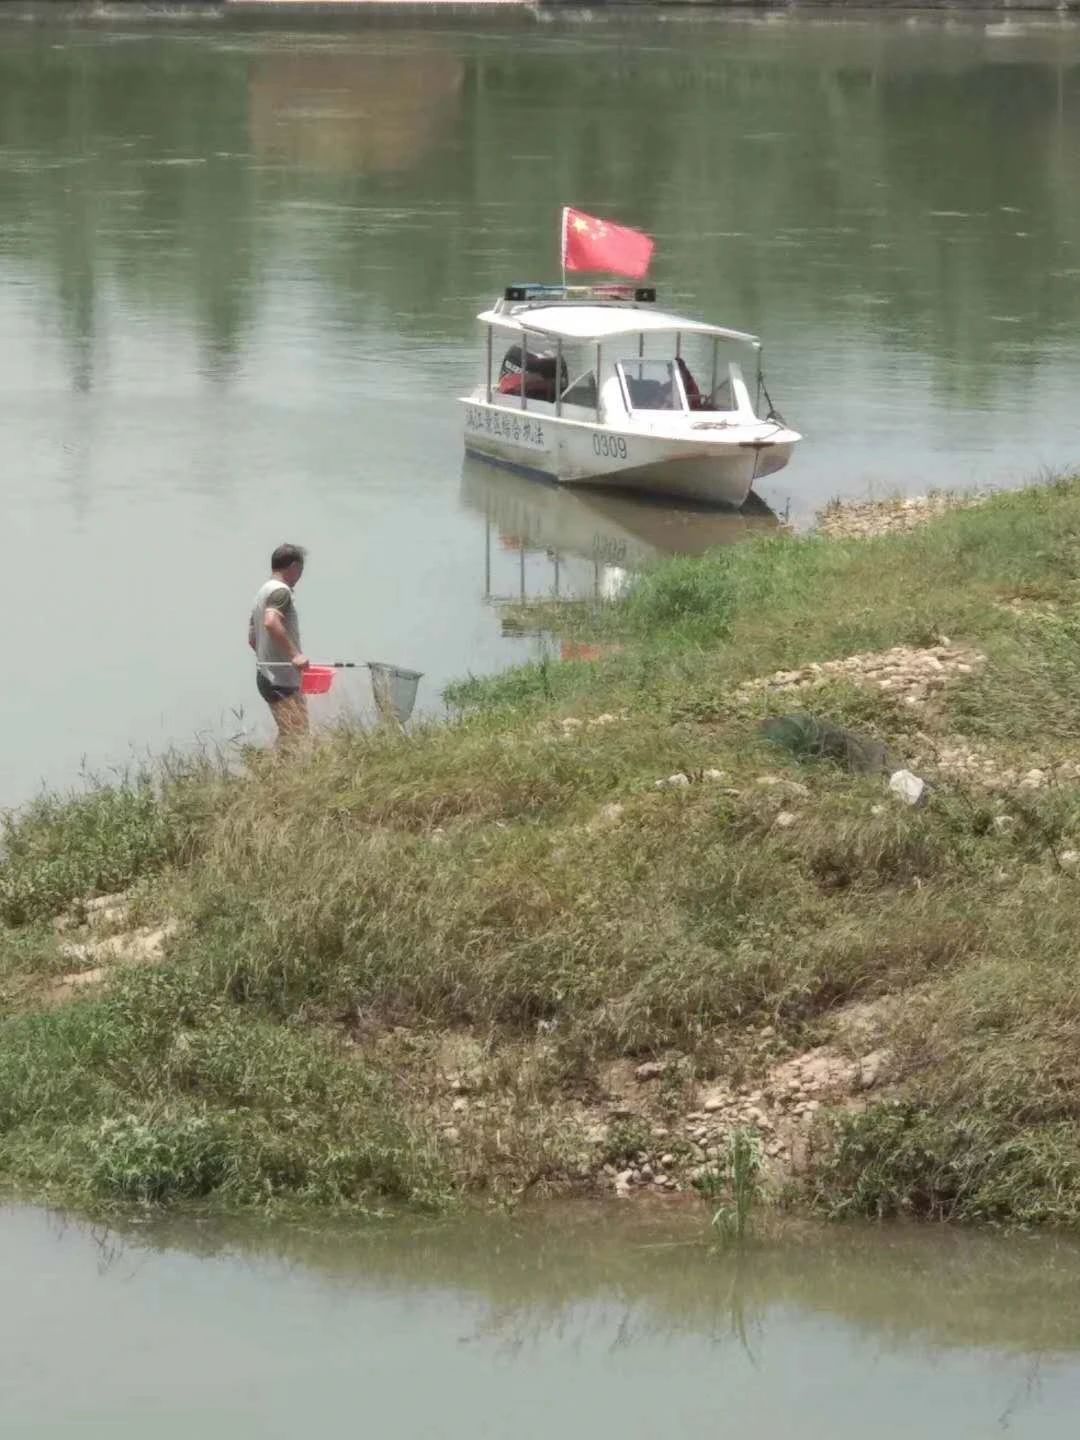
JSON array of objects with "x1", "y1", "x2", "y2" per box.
[{"x1": 461, "y1": 283, "x2": 801, "y2": 507}]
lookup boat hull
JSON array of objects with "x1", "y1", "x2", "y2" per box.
[{"x1": 461, "y1": 399, "x2": 798, "y2": 507}]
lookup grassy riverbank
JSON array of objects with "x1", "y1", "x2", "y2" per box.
[{"x1": 5, "y1": 477, "x2": 1080, "y2": 1225}]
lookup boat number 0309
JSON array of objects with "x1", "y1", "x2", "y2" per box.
[{"x1": 592, "y1": 434, "x2": 629, "y2": 460}]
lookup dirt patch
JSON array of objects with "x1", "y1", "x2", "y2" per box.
[{"x1": 47, "y1": 892, "x2": 178, "y2": 1004}]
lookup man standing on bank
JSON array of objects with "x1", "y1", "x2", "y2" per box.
[{"x1": 249, "y1": 543, "x2": 310, "y2": 744}]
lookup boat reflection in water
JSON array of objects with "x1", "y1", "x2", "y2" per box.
[{"x1": 461, "y1": 459, "x2": 781, "y2": 627}]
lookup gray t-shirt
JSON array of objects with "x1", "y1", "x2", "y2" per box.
[{"x1": 251, "y1": 578, "x2": 301, "y2": 687}]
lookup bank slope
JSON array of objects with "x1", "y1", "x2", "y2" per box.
[{"x1": 4, "y1": 478, "x2": 1080, "y2": 1224}]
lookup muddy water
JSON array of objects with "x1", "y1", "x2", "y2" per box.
[
  {"x1": 4, "y1": 12, "x2": 1080, "y2": 799},
  {"x1": 2, "y1": 1202, "x2": 1079, "y2": 1436}
]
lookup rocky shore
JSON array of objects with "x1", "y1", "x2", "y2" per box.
[{"x1": 815, "y1": 491, "x2": 988, "y2": 541}]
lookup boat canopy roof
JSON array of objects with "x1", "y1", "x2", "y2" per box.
[{"x1": 477, "y1": 302, "x2": 760, "y2": 347}]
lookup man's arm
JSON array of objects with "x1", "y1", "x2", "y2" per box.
[{"x1": 264, "y1": 608, "x2": 308, "y2": 671}]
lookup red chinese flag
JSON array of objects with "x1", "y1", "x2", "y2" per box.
[{"x1": 561, "y1": 207, "x2": 654, "y2": 281}]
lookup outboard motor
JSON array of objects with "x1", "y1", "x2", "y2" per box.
[{"x1": 497, "y1": 345, "x2": 568, "y2": 400}]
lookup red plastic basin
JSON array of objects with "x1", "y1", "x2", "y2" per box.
[{"x1": 301, "y1": 666, "x2": 334, "y2": 696}]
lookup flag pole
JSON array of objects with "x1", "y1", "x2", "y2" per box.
[{"x1": 560, "y1": 206, "x2": 568, "y2": 290}]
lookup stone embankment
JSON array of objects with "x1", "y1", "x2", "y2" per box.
[
  {"x1": 735, "y1": 641, "x2": 985, "y2": 713},
  {"x1": 423, "y1": 1010, "x2": 893, "y2": 1201}
]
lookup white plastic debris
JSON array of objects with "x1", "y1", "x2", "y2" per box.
[{"x1": 888, "y1": 769, "x2": 927, "y2": 806}]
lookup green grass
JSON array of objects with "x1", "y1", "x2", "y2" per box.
[
  {"x1": 7, "y1": 479, "x2": 1080, "y2": 1221},
  {"x1": 0, "y1": 966, "x2": 447, "y2": 1212},
  {"x1": 0, "y1": 759, "x2": 224, "y2": 926},
  {"x1": 701, "y1": 1128, "x2": 765, "y2": 1244}
]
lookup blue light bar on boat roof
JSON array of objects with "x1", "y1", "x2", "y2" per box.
[{"x1": 504, "y1": 283, "x2": 656, "y2": 304}]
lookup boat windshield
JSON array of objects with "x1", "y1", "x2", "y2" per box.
[
  {"x1": 618, "y1": 354, "x2": 745, "y2": 414},
  {"x1": 617, "y1": 359, "x2": 684, "y2": 412}
]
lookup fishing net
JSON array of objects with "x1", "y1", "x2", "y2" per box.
[
  {"x1": 369, "y1": 662, "x2": 422, "y2": 725},
  {"x1": 760, "y1": 713, "x2": 895, "y2": 776}
]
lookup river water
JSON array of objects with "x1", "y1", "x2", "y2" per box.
[
  {"x1": 2, "y1": 1201, "x2": 1080, "y2": 1437},
  {"x1": 3, "y1": 10, "x2": 1080, "y2": 797}
]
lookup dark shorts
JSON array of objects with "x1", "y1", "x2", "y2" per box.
[{"x1": 256, "y1": 671, "x2": 300, "y2": 705}]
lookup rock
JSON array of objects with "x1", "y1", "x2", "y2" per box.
[
  {"x1": 451, "y1": 1097, "x2": 468, "y2": 1113},
  {"x1": 442, "y1": 1126, "x2": 460, "y2": 1142},
  {"x1": 888, "y1": 769, "x2": 926, "y2": 806},
  {"x1": 1059, "y1": 850, "x2": 1080, "y2": 870},
  {"x1": 655, "y1": 773, "x2": 691, "y2": 790},
  {"x1": 857, "y1": 1052, "x2": 887, "y2": 1090},
  {"x1": 775, "y1": 811, "x2": 798, "y2": 829},
  {"x1": 561, "y1": 717, "x2": 583, "y2": 730},
  {"x1": 702, "y1": 1096, "x2": 723, "y2": 1113},
  {"x1": 992, "y1": 814, "x2": 1016, "y2": 835},
  {"x1": 653, "y1": 1172, "x2": 668, "y2": 1186},
  {"x1": 639, "y1": 1163, "x2": 654, "y2": 1181},
  {"x1": 635, "y1": 1060, "x2": 665, "y2": 1082},
  {"x1": 1020, "y1": 768, "x2": 1046, "y2": 790},
  {"x1": 660, "y1": 1153, "x2": 675, "y2": 1168},
  {"x1": 54, "y1": 966, "x2": 107, "y2": 991},
  {"x1": 702, "y1": 769, "x2": 725, "y2": 782}
]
